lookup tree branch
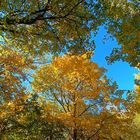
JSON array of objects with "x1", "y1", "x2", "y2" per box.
[{"x1": 0, "y1": 0, "x2": 84, "y2": 26}]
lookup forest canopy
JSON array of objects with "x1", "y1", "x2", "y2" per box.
[{"x1": 0, "y1": 0, "x2": 140, "y2": 139}]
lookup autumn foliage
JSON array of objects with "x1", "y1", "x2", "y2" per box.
[
  {"x1": 0, "y1": 0, "x2": 140, "y2": 139},
  {"x1": 32, "y1": 54, "x2": 136, "y2": 139}
]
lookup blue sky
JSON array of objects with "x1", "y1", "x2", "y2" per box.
[
  {"x1": 22, "y1": 26, "x2": 138, "y2": 91},
  {"x1": 91, "y1": 26, "x2": 138, "y2": 90}
]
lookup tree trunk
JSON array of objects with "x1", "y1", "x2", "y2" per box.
[{"x1": 73, "y1": 129, "x2": 77, "y2": 140}]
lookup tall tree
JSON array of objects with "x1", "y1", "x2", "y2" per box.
[
  {"x1": 32, "y1": 53, "x2": 134, "y2": 139},
  {"x1": 0, "y1": 0, "x2": 99, "y2": 55},
  {"x1": 1, "y1": 0, "x2": 139, "y2": 60}
]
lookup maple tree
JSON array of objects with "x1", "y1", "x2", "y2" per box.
[{"x1": 32, "y1": 54, "x2": 135, "y2": 139}]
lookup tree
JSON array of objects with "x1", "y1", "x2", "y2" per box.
[
  {"x1": 135, "y1": 67, "x2": 140, "y2": 94},
  {"x1": 1, "y1": 0, "x2": 139, "y2": 60},
  {"x1": 104, "y1": 0, "x2": 140, "y2": 67},
  {"x1": 32, "y1": 53, "x2": 133, "y2": 139},
  {"x1": 0, "y1": 44, "x2": 37, "y2": 139},
  {"x1": 0, "y1": 0, "x2": 99, "y2": 55},
  {"x1": 0, "y1": 93, "x2": 67, "y2": 140},
  {"x1": 127, "y1": 73, "x2": 140, "y2": 140},
  {"x1": 0, "y1": 45, "x2": 35, "y2": 103},
  {"x1": 133, "y1": 112, "x2": 140, "y2": 139}
]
